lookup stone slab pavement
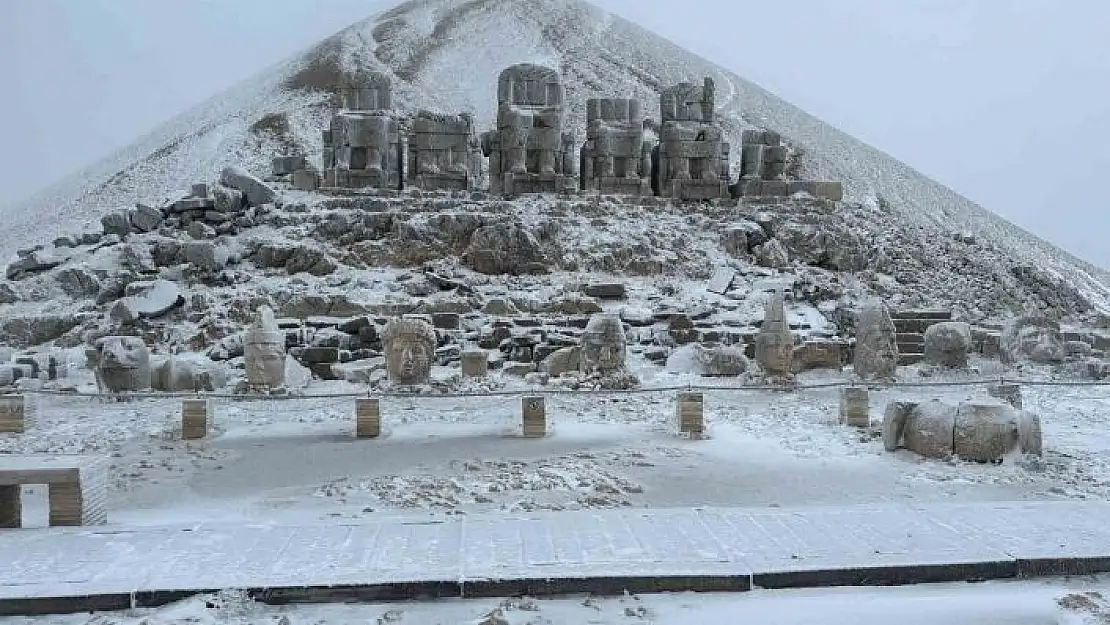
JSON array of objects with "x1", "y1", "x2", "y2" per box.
[{"x1": 2, "y1": 500, "x2": 1109, "y2": 616}]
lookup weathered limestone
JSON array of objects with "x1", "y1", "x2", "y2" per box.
[
  {"x1": 90, "y1": 336, "x2": 152, "y2": 393},
  {"x1": 580, "y1": 313, "x2": 627, "y2": 373},
  {"x1": 0, "y1": 394, "x2": 25, "y2": 433},
  {"x1": 481, "y1": 64, "x2": 576, "y2": 196},
  {"x1": 152, "y1": 356, "x2": 226, "y2": 392},
  {"x1": 325, "y1": 71, "x2": 402, "y2": 190},
  {"x1": 854, "y1": 301, "x2": 899, "y2": 380},
  {"x1": 733, "y1": 129, "x2": 843, "y2": 201},
  {"x1": 244, "y1": 306, "x2": 286, "y2": 389},
  {"x1": 652, "y1": 78, "x2": 730, "y2": 200},
  {"x1": 839, "y1": 387, "x2": 869, "y2": 427},
  {"x1": 691, "y1": 343, "x2": 749, "y2": 377},
  {"x1": 382, "y1": 318, "x2": 437, "y2": 385},
  {"x1": 923, "y1": 321, "x2": 973, "y2": 369},
  {"x1": 580, "y1": 98, "x2": 651, "y2": 195},
  {"x1": 181, "y1": 398, "x2": 210, "y2": 440},
  {"x1": 407, "y1": 111, "x2": 476, "y2": 191},
  {"x1": 755, "y1": 290, "x2": 793, "y2": 376},
  {"x1": 891, "y1": 310, "x2": 952, "y2": 366},
  {"x1": 355, "y1": 398, "x2": 381, "y2": 438},
  {"x1": 882, "y1": 398, "x2": 1042, "y2": 463},
  {"x1": 461, "y1": 350, "x2": 488, "y2": 378},
  {"x1": 988, "y1": 382, "x2": 1023, "y2": 410},
  {"x1": 0, "y1": 455, "x2": 109, "y2": 527},
  {"x1": 1000, "y1": 315, "x2": 1068, "y2": 365},
  {"x1": 521, "y1": 395, "x2": 546, "y2": 437},
  {"x1": 675, "y1": 391, "x2": 705, "y2": 436}
]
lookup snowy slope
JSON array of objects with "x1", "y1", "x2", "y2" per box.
[{"x1": 4, "y1": 0, "x2": 1108, "y2": 310}]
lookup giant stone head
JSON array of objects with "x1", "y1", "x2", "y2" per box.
[
  {"x1": 93, "y1": 336, "x2": 152, "y2": 392},
  {"x1": 382, "y1": 318, "x2": 437, "y2": 385}
]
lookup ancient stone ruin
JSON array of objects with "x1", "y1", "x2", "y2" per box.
[
  {"x1": 323, "y1": 70, "x2": 402, "y2": 190},
  {"x1": 382, "y1": 317, "x2": 437, "y2": 385},
  {"x1": 407, "y1": 111, "x2": 477, "y2": 191},
  {"x1": 733, "y1": 130, "x2": 843, "y2": 201},
  {"x1": 90, "y1": 336, "x2": 151, "y2": 393},
  {"x1": 755, "y1": 290, "x2": 794, "y2": 376},
  {"x1": 244, "y1": 305, "x2": 286, "y2": 389},
  {"x1": 481, "y1": 63, "x2": 577, "y2": 196},
  {"x1": 652, "y1": 78, "x2": 730, "y2": 200},
  {"x1": 853, "y1": 301, "x2": 899, "y2": 380},
  {"x1": 580, "y1": 313, "x2": 628, "y2": 373},
  {"x1": 580, "y1": 98, "x2": 652, "y2": 195},
  {"x1": 883, "y1": 398, "x2": 1042, "y2": 463}
]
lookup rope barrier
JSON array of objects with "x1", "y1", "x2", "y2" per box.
[{"x1": 7, "y1": 376, "x2": 1109, "y2": 402}]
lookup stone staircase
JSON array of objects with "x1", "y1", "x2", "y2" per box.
[{"x1": 891, "y1": 310, "x2": 953, "y2": 365}]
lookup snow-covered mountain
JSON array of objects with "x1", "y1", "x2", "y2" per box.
[{"x1": 5, "y1": 0, "x2": 1108, "y2": 311}]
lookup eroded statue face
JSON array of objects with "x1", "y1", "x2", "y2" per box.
[
  {"x1": 95, "y1": 336, "x2": 152, "y2": 392},
  {"x1": 581, "y1": 314, "x2": 627, "y2": 373},
  {"x1": 383, "y1": 318, "x2": 437, "y2": 385},
  {"x1": 245, "y1": 339, "x2": 285, "y2": 387}
]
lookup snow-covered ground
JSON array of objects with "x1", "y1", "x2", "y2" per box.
[
  {"x1": 4, "y1": 578, "x2": 1110, "y2": 625},
  {"x1": 4, "y1": 360, "x2": 1108, "y2": 528}
]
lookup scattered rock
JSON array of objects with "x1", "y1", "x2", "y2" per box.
[
  {"x1": 463, "y1": 223, "x2": 547, "y2": 275},
  {"x1": 55, "y1": 267, "x2": 101, "y2": 299},
  {"x1": 100, "y1": 210, "x2": 132, "y2": 237},
  {"x1": 583, "y1": 283, "x2": 627, "y2": 299},
  {"x1": 220, "y1": 166, "x2": 276, "y2": 207},
  {"x1": 131, "y1": 204, "x2": 164, "y2": 232}
]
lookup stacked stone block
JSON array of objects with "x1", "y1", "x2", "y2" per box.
[
  {"x1": 481, "y1": 64, "x2": 577, "y2": 196},
  {"x1": 407, "y1": 111, "x2": 474, "y2": 191},
  {"x1": 734, "y1": 129, "x2": 843, "y2": 201},
  {"x1": 521, "y1": 395, "x2": 546, "y2": 437},
  {"x1": 653, "y1": 78, "x2": 730, "y2": 200},
  {"x1": 675, "y1": 392, "x2": 705, "y2": 436},
  {"x1": 580, "y1": 98, "x2": 652, "y2": 195},
  {"x1": 355, "y1": 398, "x2": 381, "y2": 438},
  {"x1": 892, "y1": 310, "x2": 953, "y2": 365}
]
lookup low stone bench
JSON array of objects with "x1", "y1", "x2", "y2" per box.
[{"x1": 0, "y1": 455, "x2": 109, "y2": 528}]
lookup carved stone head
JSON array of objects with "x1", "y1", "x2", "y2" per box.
[
  {"x1": 581, "y1": 314, "x2": 627, "y2": 373},
  {"x1": 94, "y1": 336, "x2": 152, "y2": 392},
  {"x1": 382, "y1": 318, "x2": 437, "y2": 385},
  {"x1": 498, "y1": 63, "x2": 563, "y2": 107},
  {"x1": 244, "y1": 305, "x2": 286, "y2": 387}
]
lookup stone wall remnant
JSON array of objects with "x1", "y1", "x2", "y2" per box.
[
  {"x1": 481, "y1": 64, "x2": 576, "y2": 196},
  {"x1": 755, "y1": 290, "x2": 793, "y2": 376},
  {"x1": 652, "y1": 78, "x2": 730, "y2": 200},
  {"x1": 580, "y1": 98, "x2": 652, "y2": 195}
]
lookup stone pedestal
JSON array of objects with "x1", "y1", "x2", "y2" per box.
[
  {"x1": 356, "y1": 398, "x2": 381, "y2": 438},
  {"x1": 988, "y1": 383, "x2": 1023, "y2": 410},
  {"x1": 461, "y1": 351, "x2": 489, "y2": 378},
  {"x1": 181, "y1": 399, "x2": 210, "y2": 440},
  {"x1": 675, "y1": 392, "x2": 705, "y2": 436},
  {"x1": 0, "y1": 485, "x2": 19, "y2": 528},
  {"x1": 522, "y1": 396, "x2": 546, "y2": 438},
  {"x1": 839, "y1": 387, "x2": 870, "y2": 427},
  {"x1": 0, "y1": 395, "x2": 25, "y2": 433}
]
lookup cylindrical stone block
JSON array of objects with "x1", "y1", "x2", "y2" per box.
[
  {"x1": 522, "y1": 396, "x2": 546, "y2": 438},
  {"x1": 461, "y1": 350, "x2": 489, "y2": 378},
  {"x1": 839, "y1": 387, "x2": 870, "y2": 427},
  {"x1": 676, "y1": 392, "x2": 705, "y2": 435},
  {"x1": 181, "y1": 399, "x2": 210, "y2": 440},
  {"x1": 0, "y1": 485, "x2": 20, "y2": 528},
  {"x1": 987, "y1": 383, "x2": 1022, "y2": 410},
  {"x1": 0, "y1": 395, "x2": 25, "y2": 433},
  {"x1": 356, "y1": 398, "x2": 381, "y2": 438}
]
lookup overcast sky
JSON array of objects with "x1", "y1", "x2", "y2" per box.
[{"x1": 1, "y1": 0, "x2": 1107, "y2": 268}]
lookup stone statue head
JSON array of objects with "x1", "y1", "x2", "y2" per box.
[
  {"x1": 581, "y1": 314, "x2": 627, "y2": 373},
  {"x1": 342, "y1": 70, "x2": 392, "y2": 110},
  {"x1": 244, "y1": 305, "x2": 286, "y2": 387},
  {"x1": 660, "y1": 78, "x2": 714, "y2": 123},
  {"x1": 382, "y1": 318, "x2": 437, "y2": 385},
  {"x1": 93, "y1": 336, "x2": 152, "y2": 392}
]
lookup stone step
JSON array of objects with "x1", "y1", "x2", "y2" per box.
[
  {"x1": 893, "y1": 318, "x2": 945, "y2": 334},
  {"x1": 891, "y1": 310, "x2": 953, "y2": 321},
  {"x1": 899, "y1": 352, "x2": 925, "y2": 366}
]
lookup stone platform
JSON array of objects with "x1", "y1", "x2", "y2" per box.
[{"x1": 2, "y1": 500, "x2": 1109, "y2": 616}]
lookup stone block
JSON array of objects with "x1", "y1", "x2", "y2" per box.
[
  {"x1": 272, "y1": 155, "x2": 307, "y2": 176},
  {"x1": 583, "y1": 283, "x2": 627, "y2": 299},
  {"x1": 707, "y1": 268, "x2": 735, "y2": 295},
  {"x1": 292, "y1": 169, "x2": 318, "y2": 191},
  {"x1": 461, "y1": 350, "x2": 488, "y2": 378},
  {"x1": 522, "y1": 395, "x2": 546, "y2": 438},
  {"x1": 987, "y1": 383, "x2": 1023, "y2": 410},
  {"x1": 814, "y1": 181, "x2": 844, "y2": 201},
  {"x1": 0, "y1": 394, "x2": 25, "y2": 433},
  {"x1": 839, "y1": 387, "x2": 870, "y2": 427},
  {"x1": 0, "y1": 484, "x2": 19, "y2": 528},
  {"x1": 675, "y1": 392, "x2": 705, "y2": 435},
  {"x1": 355, "y1": 398, "x2": 380, "y2": 438},
  {"x1": 301, "y1": 347, "x2": 341, "y2": 364},
  {"x1": 432, "y1": 312, "x2": 461, "y2": 330},
  {"x1": 181, "y1": 398, "x2": 210, "y2": 440}
]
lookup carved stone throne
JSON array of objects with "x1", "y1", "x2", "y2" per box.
[
  {"x1": 652, "y1": 78, "x2": 730, "y2": 200},
  {"x1": 481, "y1": 63, "x2": 576, "y2": 196},
  {"x1": 580, "y1": 98, "x2": 652, "y2": 196},
  {"x1": 323, "y1": 70, "x2": 402, "y2": 190}
]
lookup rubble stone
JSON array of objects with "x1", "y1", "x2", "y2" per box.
[
  {"x1": 220, "y1": 166, "x2": 276, "y2": 207},
  {"x1": 923, "y1": 321, "x2": 972, "y2": 368},
  {"x1": 463, "y1": 223, "x2": 546, "y2": 275}
]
